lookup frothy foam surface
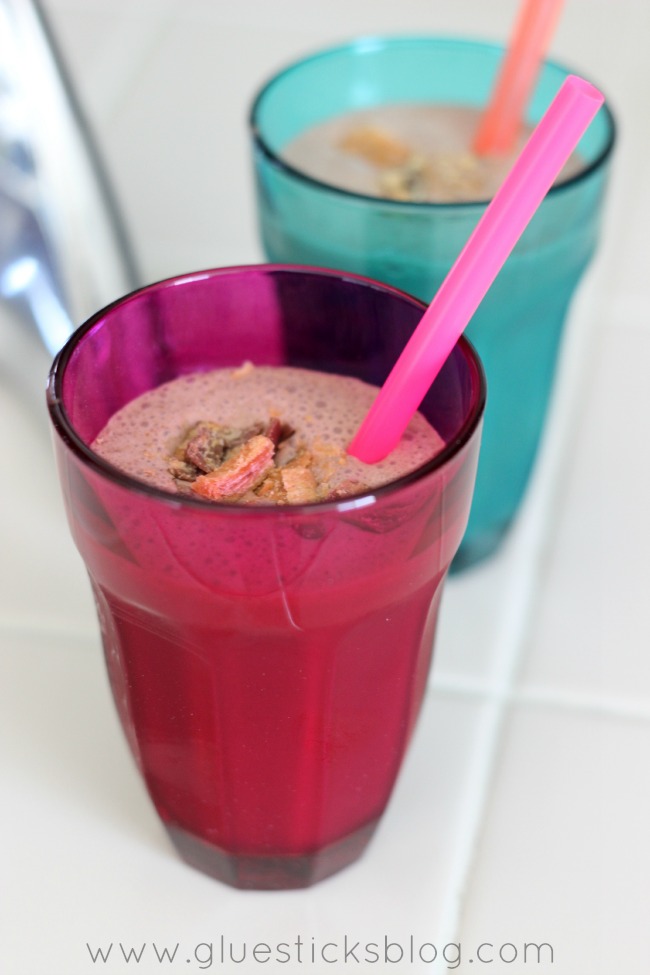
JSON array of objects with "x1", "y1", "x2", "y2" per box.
[
  {"x1": 282, "y1": 103, "x2": 583, "y2": 203},
  {"x1": 91, "y1": 365, "x2": 445, "y2": 500}
]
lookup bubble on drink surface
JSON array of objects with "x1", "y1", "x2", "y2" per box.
[{"x1": 91, "y1": 365, "x2": 445, "y2": 501}]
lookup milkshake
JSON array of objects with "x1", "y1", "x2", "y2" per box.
[
  {"x1": 250, "y1": 37, "x2": 615, "y2": 568},
  {"x1": 282, "y1": 103, "x2": 582, "y2": 203},
  {"x1": 48, "y1": 265, "x2": 485, "y2": 888}
]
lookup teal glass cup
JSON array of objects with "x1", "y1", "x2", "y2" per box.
[{"x1": 249, "y1": 36, "x2": 616, "y2": 569}]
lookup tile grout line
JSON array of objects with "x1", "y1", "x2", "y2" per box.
[
  {"x1": 514, "y1": 684, "x2": 650, "y2": 722},
  {"x1": 0, "y1": 617, "x2": 98, "y2": 643},
  {"x1": 3, "y1": 615, "x2": 649, "y2": 722},
  {"x1": 430, "y1": 676, "x2": 650, "y2": 724},
  {"x1": 430, "y1": 516, "x2": 550, "y2": 968},
  {"x1": 429, "y1": 299, "x2": 600, "y2": 968}
]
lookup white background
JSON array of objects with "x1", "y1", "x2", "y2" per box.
[{"x1": 2, "y1": 2, "x2": 650, "y2": 973}]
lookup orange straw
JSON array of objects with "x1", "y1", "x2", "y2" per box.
[{"x1": 473, "y1": 0, "x2": 566, "y2": 155}]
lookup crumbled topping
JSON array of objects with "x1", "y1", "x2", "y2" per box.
[
  {"x1": 231, "y1": 360, "x2": 255, "y2": 378},
  {"x1": 191, "y1": 434, "x2": 276, "y2": 501},
  {"x1": 340, "y1": 123, "x2": 486, "y2": 203},
  {"x1": 338, "y1": 125, "x2": 413, "y2": 168},
  {"x1": 168, "y1": 416, "x2": 364, "y2": 505},
  {"x1": 379, "y1": 154, "x2": 430, "y2": 201}
]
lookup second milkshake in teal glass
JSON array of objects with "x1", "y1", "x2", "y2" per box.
[{"x1": 249, "y1": 36, "x2": 616, "y2": 569}]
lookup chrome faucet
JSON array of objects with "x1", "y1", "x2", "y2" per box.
[{"x1": 0, "y1": 0, "x2": 139, "y2": 369}]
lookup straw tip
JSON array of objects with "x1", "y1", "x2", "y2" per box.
[
  {"x1": 346, "y1": 430, "x2": 391, "y2": 464},
  {"x1": 346, "y1": 441, "x2": 379, "y2": 465},
  {"x1": 564, "y1": 74, "x2": 605, "y2": 107}
]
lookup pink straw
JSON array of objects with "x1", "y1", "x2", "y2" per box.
[
  {"x1": 348, "y1": 75, "x2": 604, "y2": 464},
  {"x1": 474, "y1": 0, "x2": 566, "y2": 155}
]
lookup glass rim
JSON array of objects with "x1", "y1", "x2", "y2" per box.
[
  {"x1": 249, "y1": 33, "x2": 617, "y2": 210},
  {"x1": 47, "y1": 263, "x2": 487, "y2": 517}
]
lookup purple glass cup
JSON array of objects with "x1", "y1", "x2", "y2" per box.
[{"x1": 47, "y1": 265, "x2": 485, "y2": 889}]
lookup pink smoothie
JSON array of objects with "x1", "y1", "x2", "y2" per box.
[
  {"x1": 81, "y1": 364, "x2": 454, "y2": 888},
  {"x1": 50, "y1": 264, "x2": 483, "y2": 890}
]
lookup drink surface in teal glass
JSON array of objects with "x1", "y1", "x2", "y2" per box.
[{"x1": 249, "y1": 36, "x2": 616, "y2": 569}]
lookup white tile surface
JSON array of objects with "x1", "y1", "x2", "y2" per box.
[
  {"x1": 460, "y1": 705, "x2": 650, "y2": 975},
  {"x1": 521, "y1": 320, "x2": 650, "y2": 707},
  {"x1": 2, "y1": 1, "x2": 650, "y2": 973}
]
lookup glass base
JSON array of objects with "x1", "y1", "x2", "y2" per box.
[
  {"x1": 450, "y1": 522, "x2": 509, "y2": 574},
  {"x1": 166, "y1": 819, "x2": 379, "y2": 890}
]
